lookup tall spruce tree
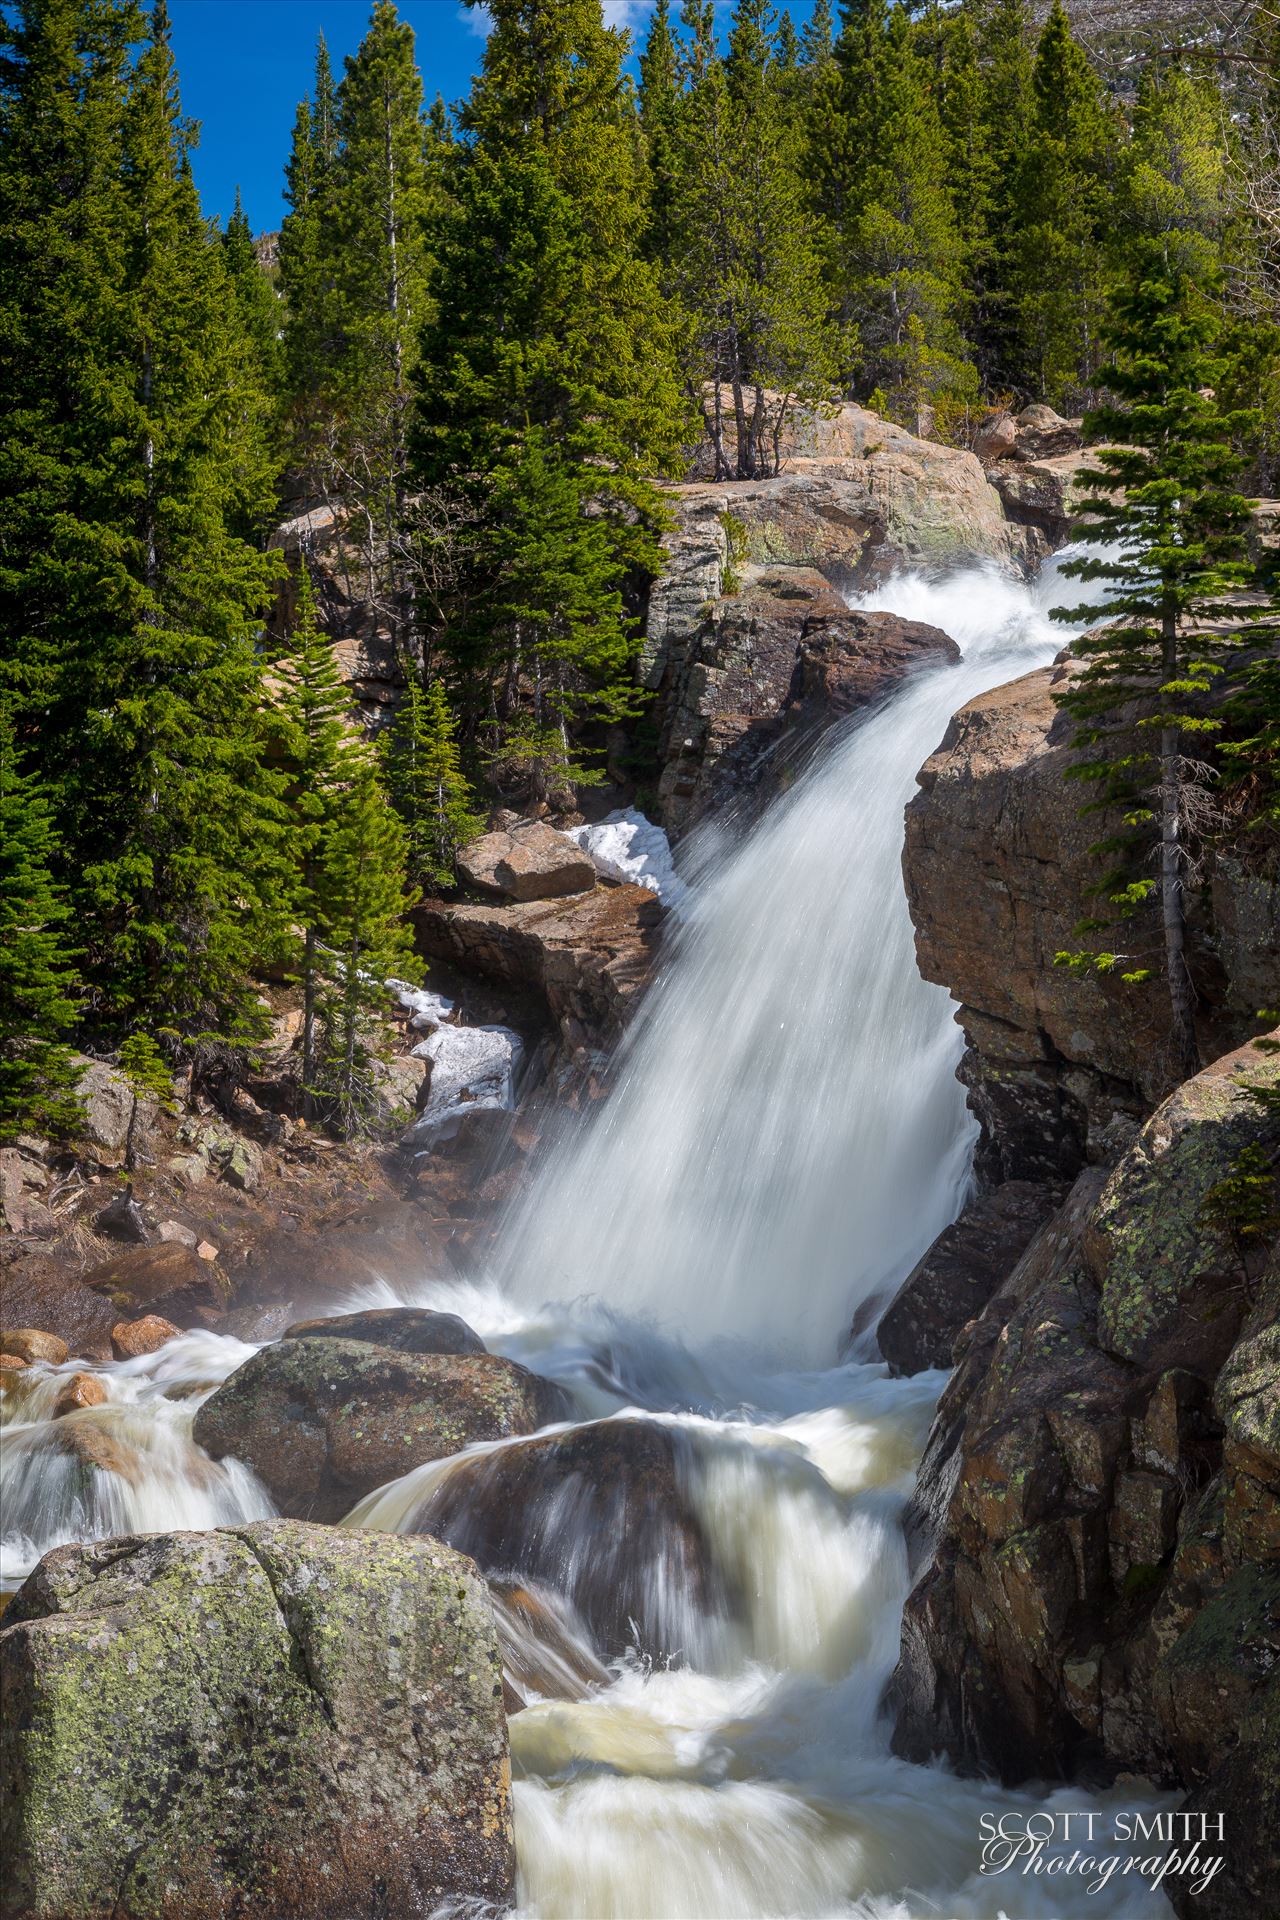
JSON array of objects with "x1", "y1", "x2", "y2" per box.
[
  {"x1": 1051, "y1": 250, "x2": 1257, "y2": 1080},
  {"x1": 222, "y1": 186, "x2": 281, "y2": 411},
  {"x1": 414, "y1": 0, "x2": 684, "y2": 787},
  {"x1": 1, "y1": 0, "x2": 285, "y2": 1045},
  {"x1": 0, "y1": 720, "x2": 83, "y2": 1140},
  {"x1": 811, "y1": 1, "x2": 974, "y2": 422},
  {"x1": 382, "y1": 677, "x2": 481, "y2": 889},
  {"x1": 971, "y1": 0, "x2": 1033, "y2": 388},
  {"x1": 311, "y1": 758, "x2": 419, "y2": 1135},
  {"x1": 278, "y1": 32, "x2": 342, "y2": 484},
  {"x1": 638, "y1": 0, "x2": 682, "y2": 266},
  {"x1": 1012, "y1": 0, "x2": 1116, "y2": 406},
  {"x1": 672, "y1": 0, "x2": 838, "y2": 476}
]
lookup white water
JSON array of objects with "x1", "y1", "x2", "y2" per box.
[
  {"x1": 1, "y1": 554, "x2": 1172, "y2": 1917},
  {"x1": 489, "y1": 555, "x2": 1104, "y2": 1367}
]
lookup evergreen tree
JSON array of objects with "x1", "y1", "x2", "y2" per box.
[
  {"x1": 311, "y1": 758, "x2": 419, "y2": 1136},
  {"x1": 116, "y1": 1028, "x2": 176, "y2": 1168},
  {"x1": 971, "y1": 0, "x2": 1033, "y2": 387},
  {"x1": 638, "y1": 0, "x2": 681, "y2": 265},
  {"x1": 811, "y1": 1, "x2": 974, "y2": 423},
  {"x1": 672, "y1": 0, "x2": 838, "y2": 476},
  {"x1": 0, "y1": 721, "x2": 83, "y2": 1141},
  {"x1": 1011, "y1": 0, "x2": 1116, "y2": 406},
  {"x1": 414, "y1": 0, "x2": 684, "y2": 782},
  {"x1": 382, "y1": 677, "x2": 481, "y2": 888},
  {"x1": 267, "y1": 564, "x2": 358, "y2": 1107},
  {"x1": 800, "y1": 0, "x2": 834, "y2": 69},
  {"x1": 1, "y1": 0, "x2": 285, "y2": 1043},
  {"x1": 1051, "y1": 250, "x2": 1258, "y2": 1080},
  {"x1": 222, "y1": 185, "x2": 281, "y2": 411},
  {"x1": 278, "y1": 32, "x2": 342, "y2": 480}
]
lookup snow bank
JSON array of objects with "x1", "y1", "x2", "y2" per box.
[
  {"x1": 388, "y1": 979, "x2": 456, "y2": 1031},
  {"x1": 403, "y1": 1023, "x2": 523, "y2": 1145},
  {"x1": 564, "y1": 809, "x2": 689, "y2": 909}
]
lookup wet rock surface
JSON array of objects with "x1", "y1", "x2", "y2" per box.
[
  {"x1": 284, "y1": 1304, "x2": 487, "y2": 1356},
  {"x1": 193, "y1": 1335, "x2": 564, "y2": 1522},
  {"x1": 408, "y1": 1417, "x2": 728, "y2": 1663},
  {"x1": 0, "y1": 1520, "x2": 514, "y2": 1919},
  {"x1": 891, "y1": 1034, "x2": 1280, "y2": 1890},
  {"x1": 876, "y1": 1179, "x2": 1066, "y2": 1374}
]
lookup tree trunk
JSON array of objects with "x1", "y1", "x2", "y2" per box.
[{"x1": 1159, "y1": 598, "x2": 1200, "y2": 1081}]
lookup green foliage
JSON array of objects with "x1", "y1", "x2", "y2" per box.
[
  {"x1": 309, "y1": 758, "x2": 420, "y2": 1136},
  {"x1": 382, "y1": 678, "x2": 482, "y2": 890},
  {"x1": 0, "y1": 0, "x2": 287, "y2": 1045},
  {"x1": 670, "y1": 0, "x2": 840, "y2": 476},
  {"x1": 719, "y1": 510, "x2": 750, "y2": 594},
  {"x1": 1051, "y1": 248, "x2": 1259, "y2": 1078},
  {"x1": 1200, "y1": 1142, "x2": 1280, "y2": 1294},
  {"x1": 0, "y1": 721, "x2": 83, "y2": 1141}
]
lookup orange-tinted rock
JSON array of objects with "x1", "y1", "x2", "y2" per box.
[
  {"x1": 84, "y1": 1241, "x2": 228, "y2": 1320},
  {"x1": 111, "y1": 1315, "x2": 180, "y2": 1360},
  {"x1": 0, "y1": 1352, "x2": 29, "y2": 1372},
  {"x1": 0, "y1": 1329, "x2": 68, "y2": 1366},
  {"x1": 53, "y1": 1372, "x2": 109, "y2": 1417}
]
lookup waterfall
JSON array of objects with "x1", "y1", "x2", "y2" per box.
[
  {"x1": 3, "y1": 549, "x2": 1170, "y2": 1920},
  {"x1": 491, "y1": 553, "x2": 1105, "y2": 1366}
]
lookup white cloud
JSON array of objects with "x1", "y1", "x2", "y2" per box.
[
  {"x1": 458, "y1": 2, "x2": 494, "y2": 37},
  {"x1": 458, "y1": 0, "x2": 654, "y2": 39}
]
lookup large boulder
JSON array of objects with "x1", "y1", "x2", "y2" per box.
[
  {"x1": 70, "y1": 1056, "x2": 156, "y2": 1167},
  {"x1": 415, "y1": 883, "x2": 666, "y2": 1056},
  {"x1": 891, "y1": 1036, "x2": 1280, "y2": 1835},
  {"x1": 81, "y1": 1239, "x2": 230, "y2": 1322},
  {"x1": 398, "y1": 1417, "x2": 729, "y2": 1664},
  {"x1": 0, "y1": 1251, "x2": 120, "y2": 1362},
  {"x1": 0, "y1": 1521, "x2": 514, "y2": 1919},
  {"x1": 284, "y1": 1305, "x2": 488, "y2": 1356},
  {"x1": 647, "y1": 562, "x2": 959, "y2": 833},
  {"x1": 903, "y1": 661, "x2": 1280, "y2": 1182},
  {"x1": 193, "y1": 1336, "x2": 563, "y2": 1522},
  {"x1": 458, "y1": 820, "x2": 597, "y2": 902},
  {"x1": 876, "y1": 1179, "x2": 1066, "y2": 1375}
]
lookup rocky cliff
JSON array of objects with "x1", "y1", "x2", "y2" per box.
[
  {"x1": 888, "y1": 1034, "x2": 1280, "y2": 1919},
  {"x1": 903, "y1": 658, "x2": 1280, "y2": 1184}
]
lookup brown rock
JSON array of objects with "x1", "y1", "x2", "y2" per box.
[
  {"x1": 111, "y1": 1315, "x2": 180, "y2": 1360},
  {"x1": 973, "y1": 411, "x2": 1018, "y2": 463},
  {"x1": 411, "y1": 1418, "x2": 728, "y2": 1663},
  {"x1": 83, "y1": 1240, "x2": 228, "y2": 1321},
  {"x1": 155, "y1": 1219, "x2": 197, "y2": 1248},
  {"x1": 876, "y1": 1180, "x2": 1065, "y2": 1375},
  {"x1": 284, "y1": 1306, "x2": 487, "y2": 1357},
  {"x1": 193, "y1": 1337, "x2": 563, "y2": 1523},
  {"x1": 415, "y1": 884, "x2": 665, "y2": 1055},
  {"x1": 459, "y1": 821, "x2": 596, "y2": 902},
  {"x1": 0, "y1": 1329, "x2": 69, "y2": 1366},
  {"x1": 1011, "y1": 403, "x2": 1083, "y2": 461},
  {"x1": 52, "y1": 1372, "x2": 109, "y2": 1416},
  {"x1": 0, "y1": 1353, "x2": 29, "y2": 1372},
  {"x1": 489, "y1": 1577, "x2": 611, "y2": 1707},
  {"x1": 50, "y1": 1419, "x2": 138, "y2": 1479},
  {"x1": 0, "y1": 1253, "x2": 118, "y2": 1362}
]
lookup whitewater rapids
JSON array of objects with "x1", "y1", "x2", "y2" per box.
[{"x1": 0, "y1": 553, "x2": 1172, "y2": 1917}]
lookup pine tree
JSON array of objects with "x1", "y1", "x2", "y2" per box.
[
  {"x1": 672, "y1": 0, "x2": 839, "y2": 476},
  {"x1": 311, "y1": 758, "x2": 419, "y2": 1136},
  {"x1": 1051, "y1": 249, "x2": 1258, "y2": 1080},
  {"x1": 812, "y1": 1, "x2": 974, "y2": 423},
  {"x1": 1011, "y1": 0, "x2": 1116, "y2": 406},
  {"x1": 278, "y1": 32, "x2": 343, "y2": 480},
  {"x1": 1, "y1": 0, "x2": 286, "y2": 1046},
  {"x1": 267, "y1": 564, "x2": 358, "y2": 1107},
  {"x1": 970, "y1": 0, "x2": 1033, "y2": 388},
  {"x1": 414, "y1": 0, "x2": 684, "y2": 777},
  {"x1": 382, "y1": 677, "x2": 481, "y2": 889},
  {"x1": 638, "y1": 0, "x2": 681, "y2": 266},
  {"x1": 0, "y1": 721, "x2": 83, "y2": 1141},
  {"x1": 800, "y1": 0, "x2": 834, "y2": 69},
  {"x1": 117, "y1": 1029, "x2": 176, "y2": 1168},
  {"x1": 222, "y1": 186, "x2": 281, "y2": 407}
]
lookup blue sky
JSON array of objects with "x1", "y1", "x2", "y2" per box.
[{"x1": 171, "y1": 0, "x2": 819, "y2": 234}]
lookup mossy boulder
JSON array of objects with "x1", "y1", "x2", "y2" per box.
[
  {"x1": 1086, "y1": 1033, "x2": 1280, "y2": 1376},
  {"x1": 283, "y1": 1304, "x2": 487, "y2": 1358},
  {"x1": 193, "y1": 1336, "x2": 564, "y2": 1521},
  {"x1": 0, "y1": 1520, "x2": 515, "y2": 1919}
]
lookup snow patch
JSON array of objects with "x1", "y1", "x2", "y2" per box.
[
  {"x1": 389, "y1": 979, "x2": 456, "y2": 1032},
  {"x1": 404, "y1": 1023, "x2": 523, "y2": 1145},
  {"x1": 564, "y1": 809, "x2": 688, "y2": 909}
]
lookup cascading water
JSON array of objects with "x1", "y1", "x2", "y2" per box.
[
  {"x1": 1, "y1": 550, "x2": 1172, "y2": 1918},
  {"x1": 489, "y1": 552, "x2": 1108, "y2": 1366}
]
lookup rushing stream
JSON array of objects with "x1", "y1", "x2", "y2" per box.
[{"x1": 0, "y1": 554, "x2": 1173, "y2": 1917}]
